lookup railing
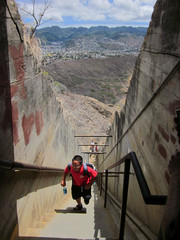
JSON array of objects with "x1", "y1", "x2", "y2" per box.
[
  {"x1": 0, "y1": 159, "x2": 64, "y2": 172},
  {"x1": 97, "y1": 151, "x2": 167, "y2": 240}
]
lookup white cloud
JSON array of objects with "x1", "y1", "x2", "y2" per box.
[
  {"x1": 113, "y1": 0, "x2": 136, "y2": 9},
  {"x1": 15, "y1": 0, "x2": 157, "y2": 26},
  {"x1": 50, "y1": 0, "x2": 107, "y2": 21},
  {"x1": 139, "y1": 0, "x2": 156, "y2": 4},
  {"x1": 139, "y1": 5, "x2": 154, "y2": 20},
  {"x1": 88, "y1": 0, "x2": 112, "y2": 9}
]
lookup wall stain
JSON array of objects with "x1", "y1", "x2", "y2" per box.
[
  {"x1": 170, "y1": 134, "x2": 176, "y2": 144},
  {"x1": 10, "y1": 84, "x2": 18, "y2": 98},
  {"x1": 35, "y1": 111, "x2": 43, "y2": 136},
  {"x1": 155, "y1": 132, "x2": 160, "y2": 142},
  {"x1": 164, "y1": 170, "x2": 170, "y2": 184},
  {"x1": 9, "y1": 43, "x2": 26, "y2": 99},
  {"x1": 158, "y1": 124, "x2": 169, "y2": 142},
  {"x1": 152, "y1": 78, "x2": 161, "y2": 92},
  {"x1": 12, "y1": 101, "x2": 19, "y2": 145},
  {"x1": 22, "y1": 113, "x2": 34, "y2": 145},
  {"x1": 158, "y1": 144, "x2": 167, "y2": 159}
]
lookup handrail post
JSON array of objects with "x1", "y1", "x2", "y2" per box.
[
  {"x1": 100, "y1": 172, "x2": 103, "y2": 196},
  {"x1": 104, "y1": 170, "x2": 108, "y2": 208},
  {"x1": 119, "y1": 158, "x2": 130, "y2": 240},
  {"x1": 97, "y1": 173, "x2": 100, "y2": 189}
]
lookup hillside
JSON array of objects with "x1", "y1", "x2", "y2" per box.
[
  {"x1": 43, "y1": 56, "x2": 136, "y2": 105},
  {"x1": 50, "y1": 88, "x2": 125, "y2": 153},
  {"x1": 37, "y1": 26, "x2": 146, "y2": 57},
  {"x1": 57, "y1": 92, "x2": 122, "y2": 143},
  {"x1": 36, "y1": 26, "x2": 147, "y2": 45}
]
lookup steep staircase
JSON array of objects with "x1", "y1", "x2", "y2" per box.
[{"x1": 19, "y1": 185, "x2": 119, "y2": 240}]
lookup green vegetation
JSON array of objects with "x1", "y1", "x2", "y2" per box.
[
  {"x1": 97, "y1": 90, "x2": 117, "y2": 104},
  {"x1": 42, "y1": 71, "x2": 49, "y2": 75},
  {"x1": 102, "y1": 83, "x2": 111, "y2": 90},
  {"x1": 54, "y1": 81, "x2": 66, "y2": 93},
  {"x1": 72, "y1": 77, "x2": 84, "y2": 84},
  {"x1": 54, "y1": 81, "x2": 61, "y2": 86}
]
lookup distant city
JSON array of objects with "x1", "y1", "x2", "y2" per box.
[{"x1": 36, "y1": 26, "x2": 147, "y2": 65}]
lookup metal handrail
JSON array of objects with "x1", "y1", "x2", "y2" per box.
[
  {"x1": 97, "y1": 171, "x2": 134, "y2": 197},
  {"x1": 98, "y1": 151, "x2": 167, "y2": 240},
  {"x1": 0, "y1": 159, "x2": 64, "y2": 172}
]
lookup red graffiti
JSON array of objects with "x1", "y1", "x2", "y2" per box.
[
  {"x1": 9, "y1": 43, "x2": 26, "y2": 99},
  {"x1": 35, "y1": 111, "x2": 43, "y2": 135},
  {"x1": 11, "y1": 84, "x2": 18, "y2": 98},
  {"x1": 152, "y1": 78, "x2": 160, "y2": 91},
  {"x1": 22, "y1": 113, "x2": 34, "y2": 145},
  {"x1": 164, "y1": 170, "x2": 170, "y2": 184},
  {"x1": 12, "y1": 101, "x2": 19, "y2": 145},
  {"x1": 158, "y1": 144, "x2": 167, "y2": 159},
  {"x1": 170, "y1": 134, "x2": 176, "y2": 144},
  {"x1": 155, "y1": 132, "x2": 160, "y2": 142},
  {"x1": 158, "y1": 124, "x2": 169, "y2": 142}
]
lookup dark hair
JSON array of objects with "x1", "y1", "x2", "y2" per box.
[{"x1": 72, "y1": 155, "x2": 83, "y2": 164}]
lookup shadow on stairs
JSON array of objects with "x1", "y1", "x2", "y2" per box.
[{"x1": 20, "y1": 184, "x2": 118, "y2": 240}]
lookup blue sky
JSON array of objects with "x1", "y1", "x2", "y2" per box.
[{"x1": 15, "y1": 0, "x2": 157, "y2": 28}]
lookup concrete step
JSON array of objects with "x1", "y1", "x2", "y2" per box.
[
  {"x1": 19, "y1": 237, "x2": 113, "y2": 240},
  {"x1": 20, "y1": 184, "x2": 118, "y2": 240}
]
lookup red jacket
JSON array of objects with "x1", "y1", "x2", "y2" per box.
[{"x1": 64, "y1": 164, "x2": 97, "y2": 186}]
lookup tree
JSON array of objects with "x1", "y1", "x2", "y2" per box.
[{"x1": 17, "y1": 0, "x2": 52, "y2": 38}]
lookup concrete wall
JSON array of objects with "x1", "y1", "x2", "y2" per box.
[
  {"x1": 98, "y1": 0, "x2": 180, "y2": 237},
  {"x1": 0, "y1": 1, "x2": 87, "y2": 239},
  {"x1": 4, "y1": 0, "x2": 80, "y2": 168},
  {"x1": 1, "y1": 0, "x2": 179, "y2": 239}
]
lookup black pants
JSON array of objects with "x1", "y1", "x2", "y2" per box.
[{"x1": 71, "y1": 185, "x2": 91, "y2": 200}]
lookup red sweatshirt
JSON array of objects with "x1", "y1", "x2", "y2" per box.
[{"x1": 64, "y1": 164, "x2": 97, "y2": 186}]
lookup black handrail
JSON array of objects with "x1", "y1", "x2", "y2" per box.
[
  {"x1": 0, "y1": 159, "x2": 63, "y2": 172},
  {"x1": 107, "y1": 151, "x2": 167, "y2": 204},
  {"x1": 98, "y1": 151, "x2": 167, "y2": 240}
]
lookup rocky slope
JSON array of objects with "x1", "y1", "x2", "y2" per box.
[
  {"x1": 44, "y1": 56, "x2": 136, "y2": 104},
  {"x1": 46, "y1": 56, "x2": 134, "y2": 149},
  {"x1": 57, "y1": 91, "x2": 125, "y2": 148}
]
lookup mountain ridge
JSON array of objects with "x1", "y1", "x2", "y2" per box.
[{"x1": 36, "y1": 25, "x2": 147, "y2": 45}]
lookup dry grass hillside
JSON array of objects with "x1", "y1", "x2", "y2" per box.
[
  {"x1": 57, "y1": 92, "x2": 124, "y2": 155},
  {"x1": 44, "y1": 56, "x2": 136, "y2": 104},
  {"x1": 47, "y1": 56, "x2": 136, "y2": 155}
]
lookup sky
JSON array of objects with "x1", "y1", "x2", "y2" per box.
[{"x1": 15, "y1": 0, "x2": 157, "y2": 29}]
